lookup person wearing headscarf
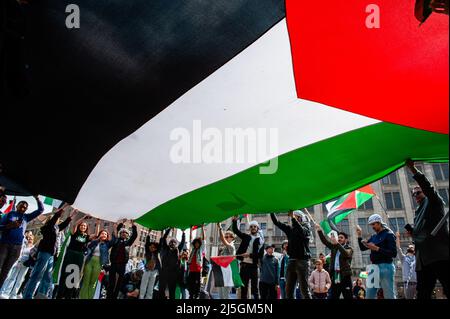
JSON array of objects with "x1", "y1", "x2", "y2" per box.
[
  {"x1": 356, "y1": 213, "x2": 397, "y2": 299},
  {"x1": 106, "y1": 220, "x2": 138, "y2": 299},
  {"x1": 158, "y1": 228, "x2": 186, "y2": 299},
  {"x1": 232, "y1": 216, "x2": 265, "y2": 299}
]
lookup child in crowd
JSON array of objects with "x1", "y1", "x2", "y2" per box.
[{"x1": 308, "y1": 260, "x2": 331, "y2": 299}]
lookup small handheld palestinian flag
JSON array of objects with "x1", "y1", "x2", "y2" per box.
[
  {"x1": 53, "y1": 231, "x2": 71, "y2": 284},
  {"x1": 40, "y1": 196, "x2": 64, "y2": 208},
  {"x1": 93, "y1": 271, "x2": 106, "y2": 299},
  {"x1": 3, "y1": 198, "x2": 16, "y2": 214},
  {"x1": 208, "y1": 256, "x2": 243, "y2": 288},
  {"x1": 320, "y1": 185, "x2": 375, "y2": 235},
  {"x1": 359, "y1": 271, "x2": 369, "y2": 279}
]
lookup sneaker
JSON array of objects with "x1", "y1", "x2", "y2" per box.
[{"x1": 0, "y1": 294, "x2": 9, "y2": 299}]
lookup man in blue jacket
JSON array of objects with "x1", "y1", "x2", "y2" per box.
[
  {"x1": 357, "y1": 213, "x2": 397, "y2": 299},
  {"x1": 0, "y1": 196, "x2": 44, "y2": 287}
]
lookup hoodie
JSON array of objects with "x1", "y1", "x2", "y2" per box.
[{"x1": 0, "y1": 200, "x2": 44, "y2": 245}]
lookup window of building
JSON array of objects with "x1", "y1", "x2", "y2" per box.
[
  {"x1": 361, "y1": 251, "x2": 371, "y2": 267},
  {"x1": 388, "y1": 217, "x2": 406, "y2": 233},
  {"x1": 274, "y1": 226, "x2": 285, "y2": 237},
  {"x1": 358, "y1": 218, "x2": 370, "y2": 236},
  {"x1": 260, "y1": 223, "x2": 267, "y2": 236},
  {"x1": 336, "y1": 219, "x2": 350, "y2": 236},
  {"x1": 382, "y1": 172, "x2": 398, "y2": 185},
  {"x1": 438, "y1": 188, "x2": 449, "y2": 206},
  {"x1": 384, "y1": 192, "x2": 403, "y2": 210},
  {"x1": 433, "y1": 163, "x2": 449, "y2": 181},
  {"x1": 310, "y1": 247, "x2": 317, "y2": 259}
]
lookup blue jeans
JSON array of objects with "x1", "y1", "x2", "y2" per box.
[
  {"x1": 279, "y1": 279, "x2": 286, "y2": 299},
  {"x1": 23, "y1": 252, "x2": 54, "y2": 299},
  {"x1": 366, "y1": 263, "x2": 396, "y2": 299}
]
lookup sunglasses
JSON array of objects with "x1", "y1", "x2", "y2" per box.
[
  {"x1": 225, "y1": 236, "x2": 234, "y2": 239},
  {"x1": 249, "y1": 226, "x2": 258, "y2": 229},
  {"x1": 412, "y1": 190, "x2": 423, "y2": 197}
]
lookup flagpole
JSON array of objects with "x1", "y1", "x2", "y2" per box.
[
  {"x1": 431, "y1": 210, "x2": 449, "y2": 237},
  {"x1": 302, "y1": 208, "x2": 316, "y2": 224}
]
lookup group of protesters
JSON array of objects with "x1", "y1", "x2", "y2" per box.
[{"x1": 0, "y1": 159, "x2": 447, "y2": 299}]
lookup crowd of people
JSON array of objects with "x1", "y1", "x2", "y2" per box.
[{"x1": 0, "y1": 160, "x2": 447, "y2": 300}]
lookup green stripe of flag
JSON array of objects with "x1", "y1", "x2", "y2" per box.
[{"x1": 136, "y1": 122, "x2": 448, "y2": 229}]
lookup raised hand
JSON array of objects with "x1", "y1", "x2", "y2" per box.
[
  {"x1": 356, "y1": 225, "x2": 362, "y2": 237},
  {"x1": 69, "y1": 209, "x2": 79, "y2": 219},
  {"x1": 330, "y1": 233, "x2": 338, "y2": 245},
  {"x1": 405, "y1": 158, "x2": 418, "y2": 174},
  {"x1": 314, "y1": 223, "x2": 321, "y2": 232}
]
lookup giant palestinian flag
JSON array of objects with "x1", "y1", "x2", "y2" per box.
[
  {"x1": 1, "y1": 0, "x2": 448, "y2": 229},
  {"x1": 321, "y1": 185, "x2": 376, "y2": 234}
]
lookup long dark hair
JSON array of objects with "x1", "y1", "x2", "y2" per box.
[
  {"x1": 191, "y1": 238, "x2": 202, "y2": 249},
  {"x1": 75, "y1": 221, "x2": 89, "y2": 235},
  {"x1": 97, "y1": 229, "x2": 110, "y2": 241}
]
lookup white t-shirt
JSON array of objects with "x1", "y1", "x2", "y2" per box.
[
  {"x1": 93, "y1": 244, "x2": 101, "y2": 257},
  {"x1": 243, "y1": 235, "x2": 262, "y2": 264}
]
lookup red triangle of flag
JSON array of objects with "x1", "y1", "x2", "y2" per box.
[
  {"x1": 286, "y1": 0, "x2": 449, "y2": 134},
  {"x1": 211, "y1": 256, "x2": 235, "y2": 268},
  {"x1": 358, "y1": 185, "x2": 375, "y2": 195},
  {"x1": 4, "y1": 200, "x2": 15, "y2": 214},
  {"x1": 336, "y1": 191, "x2": 357, "y2": 211}
]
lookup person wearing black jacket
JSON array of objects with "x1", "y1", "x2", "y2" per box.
[
  {"x1": 22, "y1": 206, "x2": 74, "y2": 299},
  {"x1": 315, "y1": 223, "x2": 354, "y2": 299},
  {"x1": 270, "y1": 210, "x2": 312, "y2": 299},
  {"x1": 158, "y1": 228, "x2": 185, "y2": 299},
  {"x1": 406, "y1": 159, "x2": 449, "y2": 299},
  {"x1": 232, "y1": 216, "x2": 264, "y2": 299},
  {"x1": 106, "y1": 220, "x2": 138, "y2": 299}
]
